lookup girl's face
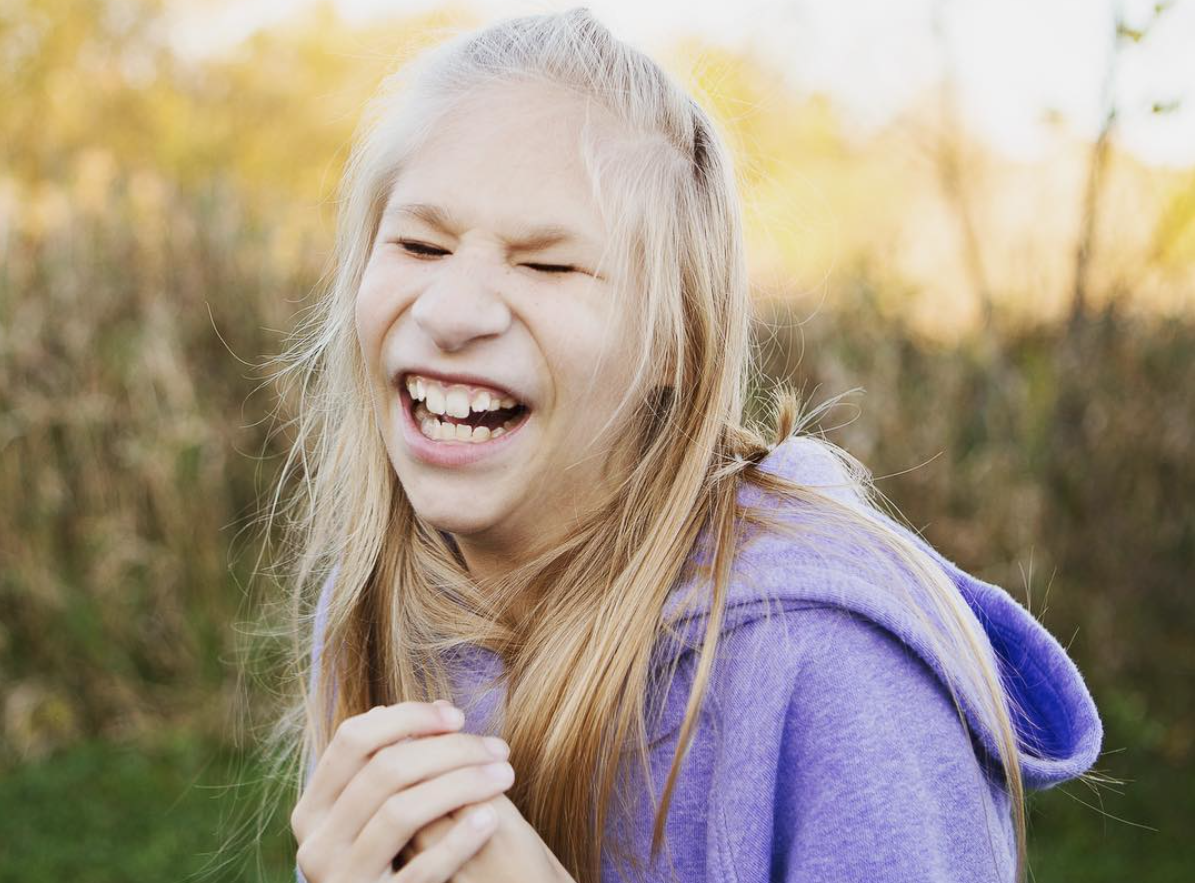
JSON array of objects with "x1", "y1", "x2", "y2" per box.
[{"x1": 356, "y1": 82, "x2": 643, "y2": 575}]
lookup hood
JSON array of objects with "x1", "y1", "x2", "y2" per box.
[{"x1": 655, "y1": 436, "x2": 1104, "y2": 793}]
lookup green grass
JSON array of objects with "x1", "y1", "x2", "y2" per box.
[
  {"x1": 1025, "y1": 762, "x2": 1194, "y2": 883},
  {"x1": 0, "y1": 732, "x2": 294, "y2": 883},
  {"x1": 0, "y1": 731, "x2": 1189, "y2": 882}
]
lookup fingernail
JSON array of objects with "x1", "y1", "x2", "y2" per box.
[
  {"x1": 482, "y1": 736, "x2": 509, "y2": 758},
  {"x1": 483, "y1": 762, "x2": 514, "y2": 783},
  {"x1": 440, "y1": 705, "x2": 464, "y2": 727},
  {"x1": 468, "y1": 805, "x2": 496, "y2": 830}
]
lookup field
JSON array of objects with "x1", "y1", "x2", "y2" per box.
[{"x1": 2, "y1": 2, "x2": 1193, "y2": 879}]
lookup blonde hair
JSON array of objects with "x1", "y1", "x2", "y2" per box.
[{"x1": 245, "y1": 8, "x2": 1035, "y2": 883}]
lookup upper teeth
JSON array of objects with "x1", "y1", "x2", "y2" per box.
[{"x1": 405, "y1": 374, "x2": 520, "y2": 417}]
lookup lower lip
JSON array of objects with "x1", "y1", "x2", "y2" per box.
[{"x1": 397, "y1": 386, "x2": 532, "y2": 467}]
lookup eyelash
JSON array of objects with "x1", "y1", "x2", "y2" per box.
[{"x1": 394, "y1": 240, "x2": 578, "y2": 275}]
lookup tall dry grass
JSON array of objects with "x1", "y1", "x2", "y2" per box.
[
  {"x1": 2, "y1": 6, "x2": 1191, "y2": 876},
  {"x1": 0, "y1": 170, "x2": 319, "y2": 764},
  {"x1": 1, "y1": 165, "x2": 1191, "y2": 847}
]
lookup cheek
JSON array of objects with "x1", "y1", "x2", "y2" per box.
[
  {"x1": 549, "y1": 316, "x2": 642, "y2": 427},
  {"x1": 355, "y1": 260, "x2": 408, "y2": 356},
  {"x1": 545, "y1": 294, "x2": 633, "y2": 368}
]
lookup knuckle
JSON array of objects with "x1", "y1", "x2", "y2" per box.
[
  {"x1": 294, "y1": 840, "x2": 322, "y2": 880},
  {"x1": 289, "y1": 803, "x2": 306, "y2": 839},
  {"x1": 329, "y1": 719, "x2": 353, "y2": 750},
  {"x1": 334, "y1": 715, "x2": 371, "y2": 753}
]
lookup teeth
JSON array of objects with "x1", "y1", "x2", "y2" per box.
[
  {"x1": 445, "y1": 389, "x2": 470, "y2": 419},
  {"x1": 404, "y1": 374, "x2": 522, "y2": 412},
  {"x1": 413, "y1": 403, "x2": 522, "y2": 444}
]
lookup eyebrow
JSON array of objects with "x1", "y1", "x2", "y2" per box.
[{"x1": 383, "y1": 201, "x2": 595, "y2": 252}]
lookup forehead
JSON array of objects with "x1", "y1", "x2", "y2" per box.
[{"x1": 383, "y1": 81, "x2": 612, "y2": 243}]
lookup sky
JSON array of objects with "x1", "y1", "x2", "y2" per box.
[{"x1": 168, "y1": 0, "x2": 1195, "y2": 168}]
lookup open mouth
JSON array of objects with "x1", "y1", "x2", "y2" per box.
[{"x1": 402, "y1": 373, "x2": 531, "y2": 444}]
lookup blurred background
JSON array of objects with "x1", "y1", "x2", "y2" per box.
[{"x1": 1, "y1": 0, "x2": 1192, "y2": 880}]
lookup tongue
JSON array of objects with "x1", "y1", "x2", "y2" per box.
[{"x1": 440, "y1": 407, "x2": 521, "y2": 430}]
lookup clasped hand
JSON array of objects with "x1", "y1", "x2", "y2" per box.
[{"x1": 291, "y1": 700, "x2": 576, "y2": 883}]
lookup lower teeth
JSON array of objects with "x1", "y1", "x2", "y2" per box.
[{"x1": 413, "y1": 403, "x2": 520, "y2": 443}]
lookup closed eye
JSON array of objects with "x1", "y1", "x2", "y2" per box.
[
  {"x1": 395, "y1": 240, "x2": 448, "y2": 258},
  {"x1": 395, "y1": 240, "x2": 581, "y2": 275},
  {"x1": 521, "y1": 262, "x2": 577, "y2": 274}
]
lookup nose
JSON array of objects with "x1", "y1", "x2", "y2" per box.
[{"x1": 409, "y1": 254, "x2": 512, "y2": 352}]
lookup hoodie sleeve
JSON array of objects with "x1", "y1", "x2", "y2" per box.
[
  {"x1": 305, "y1": 565, "x2": 339, "y2": 780},
  {"x1": 773, "y1": 607, "x2": 1016, "y2": 882}
]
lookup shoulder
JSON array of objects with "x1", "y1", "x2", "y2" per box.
[
  {"x1": 742, "y1": 434, "x2": 873, "y2": 512},
  {"x1": 776, "y1": 605, "x2": 976, "y2": 767},
  {"x1": 710, "y1": 603, "x2": 960, "y2": 729},
  {"x1": 698, "y1": 603, "x2": 980, "y2": 761},
  {"x1": 674, "y1": 604, "x2": 1007, "y2": 816},
  {"x1": 668, "y1": 605, "x2": 1016, "y2": 880},
  {"x1": 762, "y1": 607, "x2": 1015, "y2": 880},
  {"x1": 655, "y1": 604, "x2": 951, "y2": 755},
  {"x1": 661, "y1": 602, "x2": 1009, "y2": 800}
]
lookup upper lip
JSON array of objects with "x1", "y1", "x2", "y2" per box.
[{"x1": 393, "y1": 366, "x2": 528, "y2": 405}]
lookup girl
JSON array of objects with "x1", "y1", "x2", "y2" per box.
[{"x1": 277, "y1": 8, "x2": 1103, "y2": 883}]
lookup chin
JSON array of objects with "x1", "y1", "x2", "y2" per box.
[
  {"x1": 414, "y1": 508, "x2": 501, "y2": 537},
  {"x1": 402, "y1": 485, "x2": 507, "y2": 536}
]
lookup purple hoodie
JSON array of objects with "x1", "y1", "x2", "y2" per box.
[{"x1": 299, "y1": 436, "x2": 1103, "y2": 882}]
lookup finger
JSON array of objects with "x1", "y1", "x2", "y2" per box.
[
  {"x1": 327, "y1": 731, "x2": 509, "y2": 841},
  {"x1": 394, "y1": 800, "x2": 496, "y2": 873},
  {"x1": 407, "y1": 806, "x2": 460, "y2": 854},
  {"x1": 349, "y1": 762, "x2": 515, "y2": 878},
  {"x1": 391, "y1": 805, "x2": 497, "y2": 882},
  {"x1": 295, "y1": 702, "x2": 463, "y2": 836}
]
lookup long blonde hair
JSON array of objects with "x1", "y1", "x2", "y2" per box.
[{"x1": 249, "y1": 8, "x2": 1033, "y2": 883}]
